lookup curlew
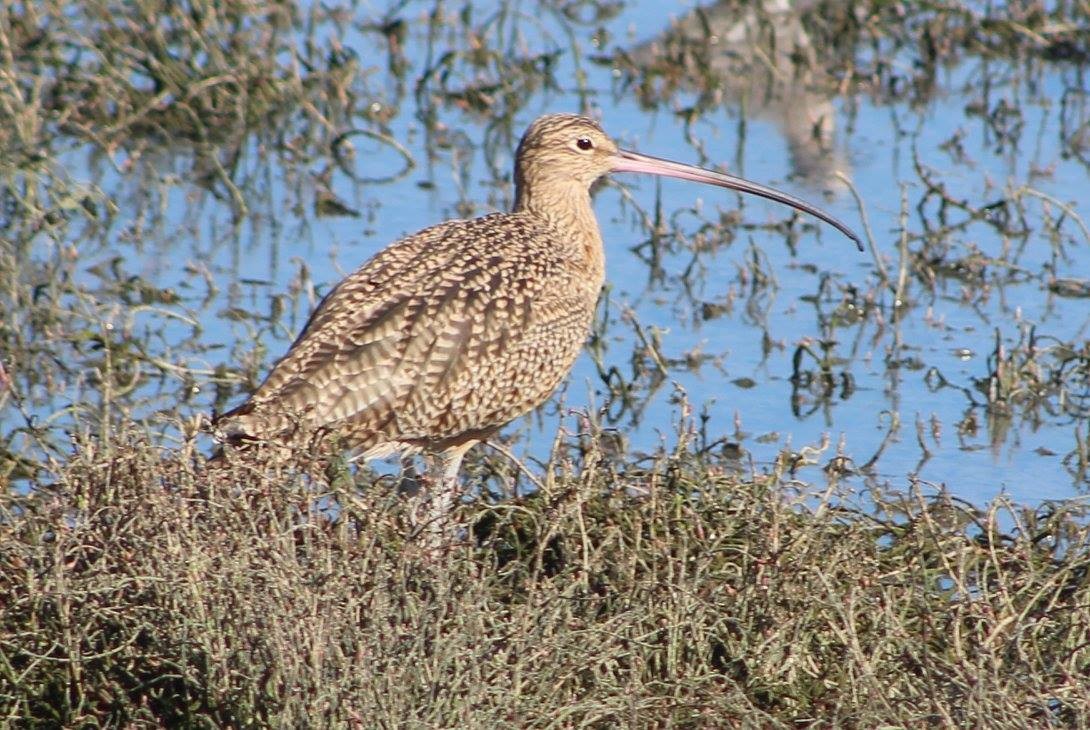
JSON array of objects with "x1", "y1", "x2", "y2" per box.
[{"x1": 213, "y1": 114, "x2": 861, "y2": 533}]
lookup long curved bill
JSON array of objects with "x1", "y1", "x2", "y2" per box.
[{"x1": 612, "y1": 148, "x2": 863, "y2": 251}]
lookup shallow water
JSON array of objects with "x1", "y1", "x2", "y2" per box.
[{"x1": 5, "y1": 0, "x2": 1089, "y2": 505}]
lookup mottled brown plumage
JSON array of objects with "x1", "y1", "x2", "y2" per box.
[{"x1": 213, "y1": 114, "x2": 860, "y2": 526}]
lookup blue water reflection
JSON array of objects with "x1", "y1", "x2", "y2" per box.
[{"x1": 10, "y1": 0, "x2": 1089, "y2": 505}]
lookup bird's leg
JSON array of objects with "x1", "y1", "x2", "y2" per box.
[
  {"x1": 397, "y1": 454, "x2": 422, "y2": 498},
  {"x1": 413, "y1": 442, "x2": 475, "y2": 548}
]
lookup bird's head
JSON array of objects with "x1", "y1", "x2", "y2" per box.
[
  {"x1": 514, "y1": 114, "x2": 620, "y2": 192},
  {"x1": 513, "y1": 113, "x2": 863, "y2": 249}
]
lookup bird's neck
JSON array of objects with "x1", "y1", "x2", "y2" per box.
[{"x1": 513, "y1": 182, "x2": 605, "y2": 291}]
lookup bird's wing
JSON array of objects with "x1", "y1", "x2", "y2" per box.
[{"x1": 218, "y1": 214, "x2": 592, "y2": 446}]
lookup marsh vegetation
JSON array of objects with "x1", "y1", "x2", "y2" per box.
[{"x1": 2, "y1": 0, "x2": 1089, "y2": 724}]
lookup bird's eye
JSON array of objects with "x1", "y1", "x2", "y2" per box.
[{"x1": 576, "y1": 137, "x2": 594, "y2": 151}]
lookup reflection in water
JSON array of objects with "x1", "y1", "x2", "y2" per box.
[
  {"x1": 618, "y1": 0, "x2": 851, "y2": 192},
  {"x1": 2, "y1": 0, "x2": 1090, "y2": 501}
]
